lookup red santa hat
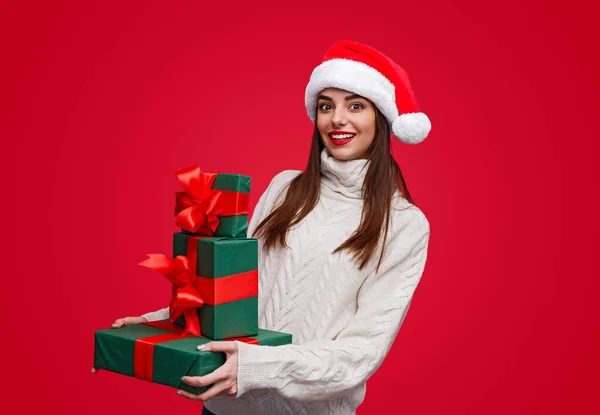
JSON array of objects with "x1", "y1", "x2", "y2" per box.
[{"x1": 305, "y1": 40, "x2": 431, "y2": 144}]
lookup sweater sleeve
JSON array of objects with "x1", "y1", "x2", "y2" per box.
[
  {"x1": 140, "y1": 170, "x2": 299, "y2": 323},
  {"x1": 247, "y1": 178, "x2": 271, "y2": 239},
  {"x1": 234, "y1": 208, "x2": 431, "y2": 401},
  {"x1": 247, "y1": 170, "x2": 300, "y2": 238},
  {"x1": 141, "y1": 306, "x2": 169, "y2": 322}
]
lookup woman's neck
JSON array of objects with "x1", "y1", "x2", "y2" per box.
[{"x1": 319, "y1": 149, "x2": 369, "y2": 199}]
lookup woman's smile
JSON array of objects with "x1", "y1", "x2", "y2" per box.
[{"x1": 328, "y1": 130, "x2": 357, "y2": 145}]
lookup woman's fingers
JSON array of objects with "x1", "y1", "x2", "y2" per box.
[
  {"x1": 91, "y1": 367, "x2": 99, "y2": 374},
  {"x1": 181, "y1": 367, "x2": 225, "y2": 390},
  {"x1": 112, "y1": 316, "x2": 146, "y2": 328},
  {"x1": 197, "y1": 379, "x2": 237, "y2": 401},
  {"x1": 112, "y1": 317, "x2": 133, "y2": 328},
  {"x1": 179, "y1": 362, "x2": 237, "y2": 400},
  {"x1": 200, "y1": 341, "x2": 237, "y2": 355},
  {"x1": 178, "y1": 382, "x2": 229, "y2": 401},
  {"x1": 112, "y1": 318, "x2": 126, "y2": 328}
]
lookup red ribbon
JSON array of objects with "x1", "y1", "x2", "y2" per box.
[
  {"x1": 139, "y1": 237, "x2": 258, "y2": 338},
  {"x1": 133, "y1": 321, "x2": 259, "y2": 382},
  {"x1": 185, "y1": 235, "x2": 258, "y2": 304},
  {"x1": 139, "y1": 254, "x2": 204, "y2": 336},
  {"x1": 134, "y1": 322, "x2": 186, "y2": 381},
  {"x1": 174, "y1": 165, "x2": 249, "y2": 235}
]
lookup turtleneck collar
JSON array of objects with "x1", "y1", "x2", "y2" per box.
[{"x1": 320, "y1": 149, "x2": 369, "y2": 199}]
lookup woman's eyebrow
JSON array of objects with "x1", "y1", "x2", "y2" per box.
[
  {"x1": 318, "y1": 94, "x2": 364, "y2": 101},
  {"x1": 345, "y1": 94, "x2": 364, "y2": 100}
]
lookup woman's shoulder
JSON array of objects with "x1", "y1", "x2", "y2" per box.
[
  {"x1": 390, "y1": 193, "x2": 430, "y2": 235},
  {"x1": 259, "y1": 169, "x2": 302, "y2": 207},
  {"x1": 269, "y1": 169, "x2": 302, "y2": 189}
]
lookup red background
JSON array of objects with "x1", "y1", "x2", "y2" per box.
[{"x1": 3, "y1": 0, "x2": 599, "y2": 413}]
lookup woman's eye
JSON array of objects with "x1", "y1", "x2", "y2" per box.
[
  {"x1": 350, "y1": 103, "x2": 364, "y2": 110},
  {"x1": 319, "y1": 103, "x2": 332, "y2": 111}
]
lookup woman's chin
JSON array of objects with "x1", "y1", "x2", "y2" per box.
[{"x1": 327, "y1": 146, "x2": 366, "y2": 161}]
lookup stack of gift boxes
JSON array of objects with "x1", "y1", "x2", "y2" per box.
[{"x1": 93, "y1": 166, "x2": 292, "y2": 394}]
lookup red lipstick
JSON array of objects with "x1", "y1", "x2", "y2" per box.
[{"x1": 328, "y1": 130, "x2": 356, "y2": 146}]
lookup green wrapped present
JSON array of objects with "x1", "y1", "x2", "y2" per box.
[
  {"x1": 171, "y1": 233, "x2": 259, "y2": 340},
  {"x1": 174, "y1": 165, "x2": 251, "y2": 239},
  {"x1": 93, "y1": 321, "x2": 292, "y2": 394}
]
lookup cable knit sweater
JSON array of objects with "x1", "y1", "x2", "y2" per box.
[{"x1": 142, "y1": 149, "x2": 430, "y2": 415}]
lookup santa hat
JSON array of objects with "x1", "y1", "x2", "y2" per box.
[{"x1": 305, "y1": 40, "x2": 431, "y2": 144}]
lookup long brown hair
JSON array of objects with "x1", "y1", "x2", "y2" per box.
[{"x1": 253, "y1": 106, "x2": 414, "y2": 272}]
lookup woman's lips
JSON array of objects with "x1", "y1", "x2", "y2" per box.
[{"x1": 328, "y1": 133, "x2": 356, "y2": 146}]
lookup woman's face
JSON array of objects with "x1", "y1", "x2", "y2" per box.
[{"x1": 316, "y1": 88, "x2": 376, "y2": 161}]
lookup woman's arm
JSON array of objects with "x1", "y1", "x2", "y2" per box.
[
  {"x1": 235, "y1": 209, "x2": 431, "y2": 402},
  {"x1": 141, "y1": 307, "x2": 170, "y2": 322},
  {"x1": 247, "y1": 170, "x2": 300, "y2": 238}
]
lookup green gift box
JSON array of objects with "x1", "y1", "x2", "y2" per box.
[
  {"x1": 175, "y1": 167, "x2": 251, "y2": 239},
  {"x1": 172, "y1": 232, "x2": 259, "y2": 340},
  {"x1": 94, "y1": 321, "x2": 292, "y2": 394}
]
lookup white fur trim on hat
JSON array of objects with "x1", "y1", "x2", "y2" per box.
[
  {"x1": 305, "y1": 58, "x2": 399, "y2": 123},
  {"x1": 392, "y1": 112, "x2": 431, "y2": 144}
]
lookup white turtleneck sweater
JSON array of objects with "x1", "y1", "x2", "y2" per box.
[{"x1": 142, "y1": 149, "x2": 430, "y2": 415}]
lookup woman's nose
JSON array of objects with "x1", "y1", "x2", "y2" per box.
[{"x1": 332, "y1": 109, "x2": 347, "y2": 126}]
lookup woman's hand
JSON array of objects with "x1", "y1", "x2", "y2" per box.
[
  {"x1": 91, "y1": 315, "x2": 149, "y2": 374},
  {"x1": 178, "y1": 341, "x2": 239, "y2": 401},
  {"x1": 111, "y1": 316, "x2": 148, "y2": 328}
]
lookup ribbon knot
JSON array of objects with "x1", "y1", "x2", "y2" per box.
[
  {"x1": 139, "y1": 254, "x2": 203, "y2": 336},
  {"x1": 174, "y1": 165, "x2": 221, "y2": 235}
]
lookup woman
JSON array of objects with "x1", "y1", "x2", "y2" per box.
[{"x1": 109, "y1": 40, "x2": 432, "y2": 415}]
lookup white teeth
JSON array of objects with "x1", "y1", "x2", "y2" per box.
[{"x1": 330, "y1": 134, "x2": 355, "y2": 140}]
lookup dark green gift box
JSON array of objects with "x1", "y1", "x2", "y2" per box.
[
  {"x1": 195, "y1": 172, "x2": 249, "y2": 239},
  {"x1": 173, "y1": 232, "x2": 259, "y2": 340},
  {"x1": 94, "y1": 321, "x2": 292, "y2": 394},
  {"x1": 175, "y1": 170, "x2": 251, "y2": 239}
]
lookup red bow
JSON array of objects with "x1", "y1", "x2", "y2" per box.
[
  {"x1": 139, "y1": 254, "x2": 203, "y2": 336},
  {"x1": 174, "y1": 165, "x2": 221, "y2": 235}
]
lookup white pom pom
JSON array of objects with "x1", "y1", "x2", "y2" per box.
[{"x1": 392, "y1": 113, "x2": 431, "y2": 144}]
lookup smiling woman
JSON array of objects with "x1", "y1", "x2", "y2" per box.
[
  {"x1": 316, "y1": 90, "x2": 376, "y2": 160},
  {"x1": 109, "y1": 40, "x2": 433, "y2": 415}
]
